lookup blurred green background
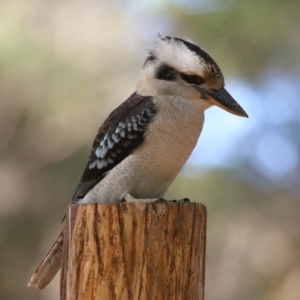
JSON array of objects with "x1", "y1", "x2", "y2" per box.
[{"x1": 1, "y1": 0, "x2": 300, "y2": 299}]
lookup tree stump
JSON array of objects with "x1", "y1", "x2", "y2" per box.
[{"x1": 60, "y1": 202, "x2": 206, "y2": 300}]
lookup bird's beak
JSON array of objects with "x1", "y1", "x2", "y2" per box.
[{"x1": 204, "y1": 87, "x2": 248, "y2": 117}]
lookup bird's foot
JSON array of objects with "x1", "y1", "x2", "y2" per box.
[
  {"x1": 123, "y1": 194, "x2": 190, "y2": 203},
  {"x1": 171, "y1": 198, "x2": 190, "y2": 203},
  {"x1": 123, "y1": 193, "x2": 164, "y2": 203},
  {"x1": 149, "y1": 198, "x2": 191, "y2": 203},
  {"x1": 157, "y1": 198, "x2": 190, "y2": 203}
]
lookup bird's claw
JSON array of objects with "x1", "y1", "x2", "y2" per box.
[
  {"x1": 123, "y1": 193, "x2": 163, "y2": 203},
  {"x1": 171, "y1": 198, "x2": 190, "y2": 203},
  {"x1": 123, "y1": 194, "x2": 190, "y2": 203}
]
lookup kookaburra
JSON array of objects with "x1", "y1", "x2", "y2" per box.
[{"x1": 28, "y1": 36, "x2": 247, "y2": 289}]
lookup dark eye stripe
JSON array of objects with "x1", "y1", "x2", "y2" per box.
[
  {"x1": 180, "y1": 73, "x2": 205, "y2": 85},
  {"x1": 156, "y1": 64, "x2": 178, "y2": 81}
]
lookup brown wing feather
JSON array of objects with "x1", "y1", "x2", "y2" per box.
[{"x1": 72, "y1": 92, "x2": 157, "y2": 202}]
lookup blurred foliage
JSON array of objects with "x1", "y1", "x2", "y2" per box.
[
  {"x1": 168, "y1": 0, "x2": 300, "y2": 79},
  {"x1": 0, "y1": 0, "x2": 300, "y2": 300}
]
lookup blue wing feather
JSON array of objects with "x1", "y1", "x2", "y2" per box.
[{"x1": 72, "y1": 92, "x2": 158, "y2": 203}]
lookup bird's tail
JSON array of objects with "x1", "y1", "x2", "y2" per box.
[{"x1": 28, "y1": 228, "x2": 65, "y2": 289}]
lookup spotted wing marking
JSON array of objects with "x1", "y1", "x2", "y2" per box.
[{"x1": 72, "y1": 93, "x2": 158, "y2": 202}]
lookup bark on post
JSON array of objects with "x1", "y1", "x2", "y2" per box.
[{"x1": 60, "y1": 202, "x2": 206, "y2": 300}]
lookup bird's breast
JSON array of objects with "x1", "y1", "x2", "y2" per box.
[{"x1": 138, "y1": 95, "x2": 204, "y2": 178}]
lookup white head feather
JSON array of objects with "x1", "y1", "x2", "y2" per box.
[{"x1": 151, "y1": 37, "x2": 208, "y2": 76}]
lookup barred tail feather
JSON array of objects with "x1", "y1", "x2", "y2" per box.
[{"x1": 28, "y1": 228, "x2": 65, "y2": 289}]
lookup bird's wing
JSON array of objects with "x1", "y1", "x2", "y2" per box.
[{"x1": 72, "y1": 92, "x2": 158, "y2": 202}]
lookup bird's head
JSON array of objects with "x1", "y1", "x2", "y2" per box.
[{"x1": 136, "y1": 36, "x2": 248, "y2": 117}]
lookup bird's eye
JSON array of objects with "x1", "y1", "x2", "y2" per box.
[{"x1": 180, "y1": 73, "x2": 205, "y2": 85}]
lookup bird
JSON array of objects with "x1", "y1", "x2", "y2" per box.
[{"x1": 28, "y1": 36, "x2": 248, "y2": 289}]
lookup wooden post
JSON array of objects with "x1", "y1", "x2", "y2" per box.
[{"x1": 60, "y1": 202, "x2": 206, "y2": 300}]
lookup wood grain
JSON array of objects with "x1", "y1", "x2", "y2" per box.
[{"x1": 60, "y1": 202, "x2": 206, "y2": 300}]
